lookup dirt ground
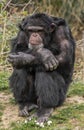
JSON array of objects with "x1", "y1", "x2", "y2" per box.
[
  {"x1": 0, "y1": 92, "x2": 24, "y2": 129},
  {"x1": 0, "y1": 92, "x2": 84, "y2": 129}
]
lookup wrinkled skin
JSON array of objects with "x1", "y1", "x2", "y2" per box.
[
  {"x1": 8, "y1": 52, "x2": 35, "y2": 67},
  {"x1": 8, "y1": 48, "x2": 58, "y2": 71}
]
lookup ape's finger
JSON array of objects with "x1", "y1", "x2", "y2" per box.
[
  {"x1": 51, "y1": 58, "x2": 57, "y2": 67},
  {"x1": 44, "y1": 63, "x2": 49, "y2": 70},
  {"x1": 8, "y1": 54, "x2": 13, "y2": 59},
  {"x1": 23, "y1": 109, "x2": 29, "y2": 116},
  {"x1": 7, "y1": 58, "x2": 14, "y2": 63},
  {"x1": 19, "y1": 109, "x2": 29, "y2": 117},
  {"x1": 17, "y1": 52, "x2": 24, "y2": 55},
  {"x1": 51, "y1": 58, "x2": 58, "y2": 70},
  {"x1": 8, "y1": 54, "x2": 19, "y2": 59},
  {"x1": 8, "y1": 55, "x2": 15, "y2": 59},
  {"x1": 53, "y1": 65, "x2": 57, "y2": 70},
  {"x1": 48, "y1": 61, "x2": 54, "y2": 71},
  {"x1": 54, "y1": 58, "x2": 59, "y2": 66}
]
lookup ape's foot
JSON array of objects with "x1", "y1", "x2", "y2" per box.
[
  {"x1": 35, "y1": 108, "x2": 53, "y2": 127},
  {"x1": 27, "y1": 107, "x2": 53, "y2": 127},
  {"x1": 18, "y1": 103, "x2": 38, "y2": 117},
  {"x1": 19, "y1": 106, "x2": 29, "y2": 117}
]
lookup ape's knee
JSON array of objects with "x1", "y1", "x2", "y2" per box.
[
  {"x1": 9, "y1": 69, "x2": 27, "y2": 90},
  {"x1": 35, "y1": 71, "x2": 68, "y2": 108},
  {"x1": 35, "y1": 72, "x2": 60, "y2": 108},
  {"x1": 9, "y1": 69, "x2": 30, "y2": 102}
]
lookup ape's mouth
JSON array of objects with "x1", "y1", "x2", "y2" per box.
[{"x1": 30, "y1": 40, "x2": 41, "y2": 45}]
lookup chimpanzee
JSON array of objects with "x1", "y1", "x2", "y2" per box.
[{"x1": 8, "y1": 13, "x2": 75, "y2": 125}]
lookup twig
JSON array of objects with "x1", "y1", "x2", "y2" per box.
[
  {"x1": 9, "y1": 3, "x2": 28, "y2": 7},
  {"x1": 32, "y1": 7, "x2": 39, "y2": 14},
  {"x1": 2, "y1": 0, "x2": 12, "y2": 11},
  {"x1": 22, "y1": 0, "x2": 32, "y2": 11},
  {"x1": 76, "y1": 39, "x2": 84, "y2": 44},
  {"x1": 0, "y1": 51, "x2": 9, "y2": 55}
]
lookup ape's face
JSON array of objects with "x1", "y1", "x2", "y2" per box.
[
  {"x1": 27, "y1": 24, "x2": 56, "y2": 50},
  {"x1": 28, "y1": 26, "x2": 44, "y2": 45},
  {"x1": 27, "y1": 26, "x2": 45, "y2": 50}
]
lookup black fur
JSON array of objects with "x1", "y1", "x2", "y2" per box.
[{"x1": 9, "y1": 13, "x2": 75, "y2": 112}]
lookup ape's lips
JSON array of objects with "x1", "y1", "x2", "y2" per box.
[{"x1": 30, "y1": 40, "x2": 41, "y2": 45}]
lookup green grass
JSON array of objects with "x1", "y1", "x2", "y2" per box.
[
  {"x1": 68, "y1": 82, "x2": 84, "y2": 97},
  {"x1": 5, "y1": 104, "x2": 84, "y2": 130},
  {"x1": 0, "y1": 71, "x2": 10, "y2": 91},
  {"x1": 0, "y1": 1, "x2": 84, "y2": 129},
  {"x1": 0, "y1": 104, "x2": 4, "y2": 122},
  {"x1": 0, "y1": 71, "x2": 84, "y2": 130}
]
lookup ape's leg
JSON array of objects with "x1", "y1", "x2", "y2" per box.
[
  {"x1": 34, "y1": 71, "x2": 66, "y2": 124},
  {"x1": 9, "y1": 68, "x2": 37, "y2": 117}
]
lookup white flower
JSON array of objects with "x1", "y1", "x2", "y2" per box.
[
  {"x1": 24, "y1": 120, "x2": 28, "y2": 124},
  {"x1": 39, "y1": 122, "x2": 44, "y2": 128},
  {"x1": 47, "y1": 120, "x2": 52, "y2": 125},
  {"x1": 36, "y1": 122, "x2": 44, "y2": 127}
]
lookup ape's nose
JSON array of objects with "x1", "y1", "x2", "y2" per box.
[{"x1": 32, "y1": 33, "x2": 38, "y2": 37}]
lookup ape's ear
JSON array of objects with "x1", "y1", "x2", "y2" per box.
[
  {"x1": 18, "y1": 23, "x2": 23, "y2": 30},
  {"x1": 49, "y1": 23, "x2": 56, "y2": 32},
  {"x1": 18, "y1": 18, "x2": 26, "y2": 30}
]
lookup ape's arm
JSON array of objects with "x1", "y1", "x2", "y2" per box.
[
  {"x1": 54, "y1": 25, "x2": 74, "y2": 65},
  {"x1": 8, "y1": 31, "x2": 43, "y2": 68},
  {"x1": 8, "y1": 25, "x2": 74, "y2": 70},
  {"x1": 8, "y1": 49, "x2": 58, "y2": 71},
  {"x1": 36, "y1": 25, "x2": 74, "y2": 70},
  {"x1": 8, "y1": 52, "x2": 36, "y2": 67},
  {"x1": 8, "y1": 31, "x2": 58, "y2": 70}
]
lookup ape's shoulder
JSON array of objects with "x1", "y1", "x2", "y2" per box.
[{"x1": 51, "y1": 16, "x2": 67, "y2": 26}]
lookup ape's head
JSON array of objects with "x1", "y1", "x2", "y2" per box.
[{"x1": 19, "y1": 13, "x2": 56, "y2": 50}]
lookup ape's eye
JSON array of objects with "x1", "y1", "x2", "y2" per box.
[
  {"x1": 28, "y1": 29, "x2": 33, "y2": 32},
  {"x1": 37, "y1": 29, "x2": 43, "y2": 32}
]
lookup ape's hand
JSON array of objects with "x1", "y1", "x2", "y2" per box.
[
  {"x1": 37, "y1": 48, "x2": 59, "y2": 71},
  {"x1": 8, "y1": 52, "x2": 35, "y2": 66}
]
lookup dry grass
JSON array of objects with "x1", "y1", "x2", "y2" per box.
[{"x1": 0, "y1": 0, "x2": 84, "y2": 81}]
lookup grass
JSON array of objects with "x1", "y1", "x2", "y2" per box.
[
  {"x1": 0, "y1": 1, "x2": 84, "y2": 129},
  {"x1": 68, "y1": 82, "x2": 84, "y2": 97},
  {"x1": 0, "y1": 71, "x2": 10, "y2": 91},
  {"x1": 0, "y1": 104, "x2": 4, "y2": 122},
  {"x1": 0, "y1": 13, "x2": 84, "y2": 127},
  {"x1": 0, "y1": 71, "x2": 84, "y2": 130}
]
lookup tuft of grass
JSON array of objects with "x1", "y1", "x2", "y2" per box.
[
  {"x1": 8, "y1": 104, "x2": 84, "y2": 130},
  {"x1": 0, "y1": 71, "x2": 10, "y2": 91},
  {"x1": 0, "y1": 71, "x2": 84, "y2": 130},
  {"x1": 0, "y1": 104, "x2": 4, "y2": 123},
  {"x1": 56, "y1": 104, "x2": 84, "y2": 120},
  {"x1": 9, "y1": 97, "x2": 16, "y2": 105},
  {"x1": 68, "y1": 82, "x2": 84, "y2": 97}
]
